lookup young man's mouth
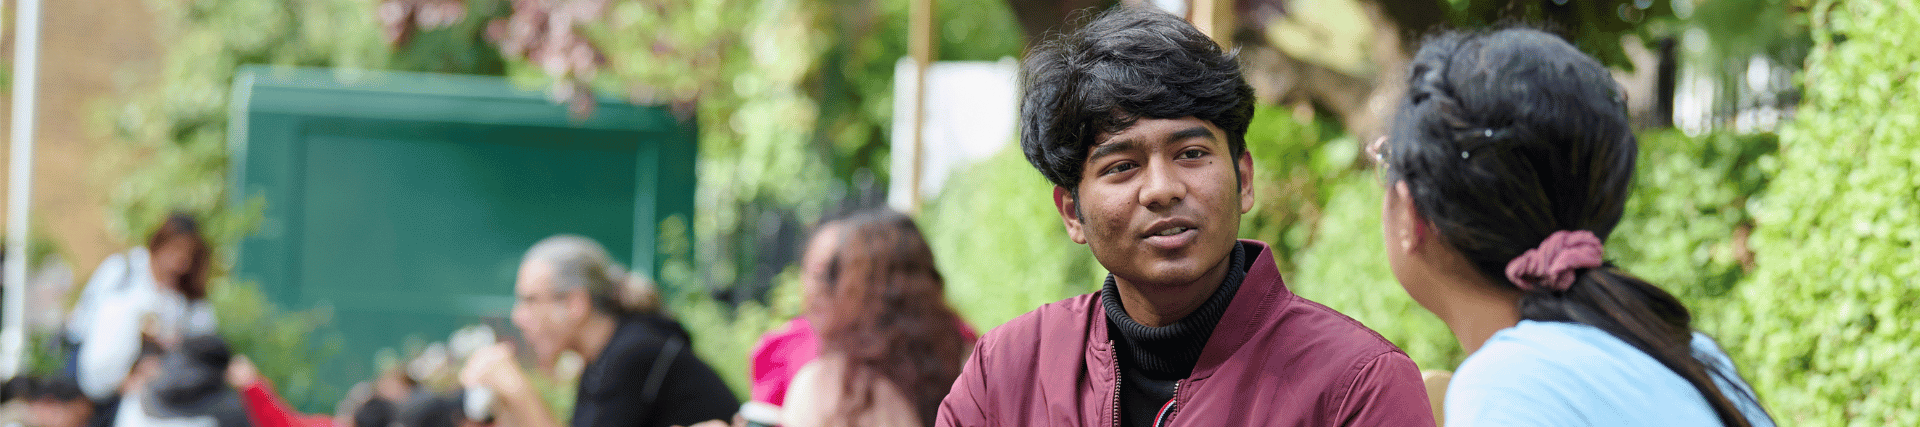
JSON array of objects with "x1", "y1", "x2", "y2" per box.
[{"x1": 1142, "y1": 219, "x2": 1201, "y2": 250}]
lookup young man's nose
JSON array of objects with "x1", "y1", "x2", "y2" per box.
[{"x1": 1137, "y1": 159, "x2": 1187, "y2": 209}]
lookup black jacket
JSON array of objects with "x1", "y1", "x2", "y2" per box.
[{"x1": 573, "y1": 315, "x2": 738, "y2": 427}]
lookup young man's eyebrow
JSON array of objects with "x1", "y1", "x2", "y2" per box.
[
  {"x1": 1166, "y1": 126, "x2": 1215, "y2": 144},
  {"x1": 1088, "y1": 126, "x2": 1215, "y2": 161},
  {"x1": 1087, "y1": 139, "x2": 1142, "y2": 162}
]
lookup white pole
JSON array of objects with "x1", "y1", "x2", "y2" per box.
[{"x1": 4, "y1": 0, "x2": 44, "y2": 379}]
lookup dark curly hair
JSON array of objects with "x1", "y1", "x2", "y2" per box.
[
  {"x1": 1019, "y1": 6, "x2": 1255, "y2": 195},
  {"x1": 1385, "y1": 28, "x2": 1770, "y2": 426},
  {"x1": 814, "y1": 209, "x2": 971, "y2": 427}
]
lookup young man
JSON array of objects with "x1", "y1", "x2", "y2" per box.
[{"x1": 935, "y1": 7, "x2": 1434, "y2": 426}]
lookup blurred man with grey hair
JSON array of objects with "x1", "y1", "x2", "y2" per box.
[{"x1": 461, "y1": 235, "x2": 735, "y2": 427}]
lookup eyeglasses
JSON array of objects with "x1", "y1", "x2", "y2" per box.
[
  {"x1": 517, "y1": 288, "x2": 580, "y2": 307},
  {"x1": 1366, "y1": 136, "x2": 1391, "y2": 182}
]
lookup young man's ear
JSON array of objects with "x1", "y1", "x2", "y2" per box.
[
  {"x1": 1237, "y1": 151, "x2": 1255, "y2": 214},
  {"x1": 1053, "y1": 186, "x2": 1088, "y2": 244}
]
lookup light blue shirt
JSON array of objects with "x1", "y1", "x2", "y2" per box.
[{"x1": 1447, "y1": 320, "x2": 1773, "y2": 426}]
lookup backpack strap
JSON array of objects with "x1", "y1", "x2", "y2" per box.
[{"x1": 640, "y1": 336, "x2": 683, "y2": 408}]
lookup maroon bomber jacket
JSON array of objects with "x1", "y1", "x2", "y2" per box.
[{"x1": 936, "y1": 239, "x2": 1436, "y2": 427}]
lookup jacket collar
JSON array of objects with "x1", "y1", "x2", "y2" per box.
[
  {"x1": 1085, "y1": 239, "x2": 1291, "y2": 382},
  {"x1": 1189, "y1": 239, "x2": 1290, "y2": 380}
]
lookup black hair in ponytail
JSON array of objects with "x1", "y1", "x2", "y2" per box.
[{"x1": 1384, "y1": 28, "x2": 1770, "y2": 426}]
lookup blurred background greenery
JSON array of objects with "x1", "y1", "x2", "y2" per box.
[{"x1": 33, "y1": 0, "x2": 1911, "y2": 424}]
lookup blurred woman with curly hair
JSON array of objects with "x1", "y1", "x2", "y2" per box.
[{"x1": 783, "y1": 210, "x2": 974, "y2": 427}]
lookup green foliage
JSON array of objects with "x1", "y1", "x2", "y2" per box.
[
  {"x1": 1238, "y1": 104, "x2": 1357, "y2": 273},
  {"x1": 1287, "y1": 174, "x2": 1465, "y2": 370},
  {"x1": 209, "y1": 278, "x2": 342, "y2": 411},
  {"x1": 107, "y1": 0, "x2": 393, "y2": 241},
  {"x1": 1610, "y1": 130, "x2": 1777, "y2": 304},
  {"x1": 24, "y1": 331, "x2": 68, "y2": 379},
  {"x1": 108, "y1": 0, "x2": 506, "y2": 245},
  {"x1": 922, "y1": 149, "x2": 1104, "y2": 330},
  {"x1": 386, "y1": 0, "x2": 511, "y2": 74},
  {"x1": 1709, "y1": 0, "x2": 1920, "y2": 424}
]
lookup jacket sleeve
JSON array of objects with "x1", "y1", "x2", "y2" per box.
[
  {"x1": 77, "y1": 297, "x2": 142, "y2": 401},
  {"x1": 238, "y1": 381, "x2": 304, "y2": 427},
  {"x1": 934, "y1": 336, "x2": 992, "y2": 427},
  {"x1": 1337, "y1": 350, "x2": 1437, "y2": 427}
]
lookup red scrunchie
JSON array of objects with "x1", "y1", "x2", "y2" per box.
[{"x1": 1504, "y1": 230, "x2": 1604, "y2": 292}]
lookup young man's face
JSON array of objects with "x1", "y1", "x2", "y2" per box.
[{"x1": 1056, "y1": 116, "x2": 1254, "y2": 289}]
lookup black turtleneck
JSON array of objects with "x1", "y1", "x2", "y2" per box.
[{"x1": 1102, "y1": 242, "x2": 1250, "y2": 427}]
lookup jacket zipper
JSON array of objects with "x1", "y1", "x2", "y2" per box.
[
  {"x1": 1153, "y1": 380, "x2": 1182, "y2": 427},
  {"x1": 1111, "y1": 340, "x2": 1123, "y2": 427}
]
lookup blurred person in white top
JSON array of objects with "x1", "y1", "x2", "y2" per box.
[{"x1": 67, "y1": 213, "x2": 217, "y2": 400}]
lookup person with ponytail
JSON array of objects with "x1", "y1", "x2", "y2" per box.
[
  {"x1": 460, "y1": 234, "x2": 736, "y2": 427},
  {"x1": 1375, "y1": 28, "x2": 1773, "y2": 426}
]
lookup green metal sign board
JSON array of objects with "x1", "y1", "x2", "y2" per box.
[{"x1": 227, "y1": 66, "x2": 695, "y2": 410}]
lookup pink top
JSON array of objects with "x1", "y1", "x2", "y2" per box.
[
  {"x1": 749, "y1": 317, "x2": 822, "y2": 406},
  {"x1": 751, "y1": 315, "x2": 981, "y2": 407}
]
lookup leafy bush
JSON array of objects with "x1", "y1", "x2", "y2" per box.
[
  {"x1": 1707, "y1": 0, "x2": 1920, "y2": 424},
  {"x1": 1237, "y1": 104, "x2": 1354, "y2": 273},
  {"x1": 921, "y1": 150, "x2": 1106, "y2": 330},
  {"x1": 1286, "y1": 173, "x2": 1465, "y2": 370},
  {"x1": 1611, "y1": 130, "x2": 1776, "y2": 305},
  {"x1": 209, "y1": 278, "x2": 342, "y2": 411}
]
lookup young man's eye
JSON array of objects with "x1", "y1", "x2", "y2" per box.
[
  {"x1": 1180, "y1": 149, "x2": 1207, "y2": 159},
  {"x1": 1103, "y1": 162, "x2": 1137, "y2": 175}
]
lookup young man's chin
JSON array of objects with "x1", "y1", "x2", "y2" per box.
[{"x1": 1113, "y1": 256, "x2": 1213, "y2": 288}]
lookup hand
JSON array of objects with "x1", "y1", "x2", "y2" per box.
[
  {"x1": 225, "y1": 354, "x2": 262, "y2": 388},
  {"x1": 460, "y1": 343, "x2": 532, "y2": 398},
  {"x1": 460, "y1": 343, "x2": 563, "y2": 427}
]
